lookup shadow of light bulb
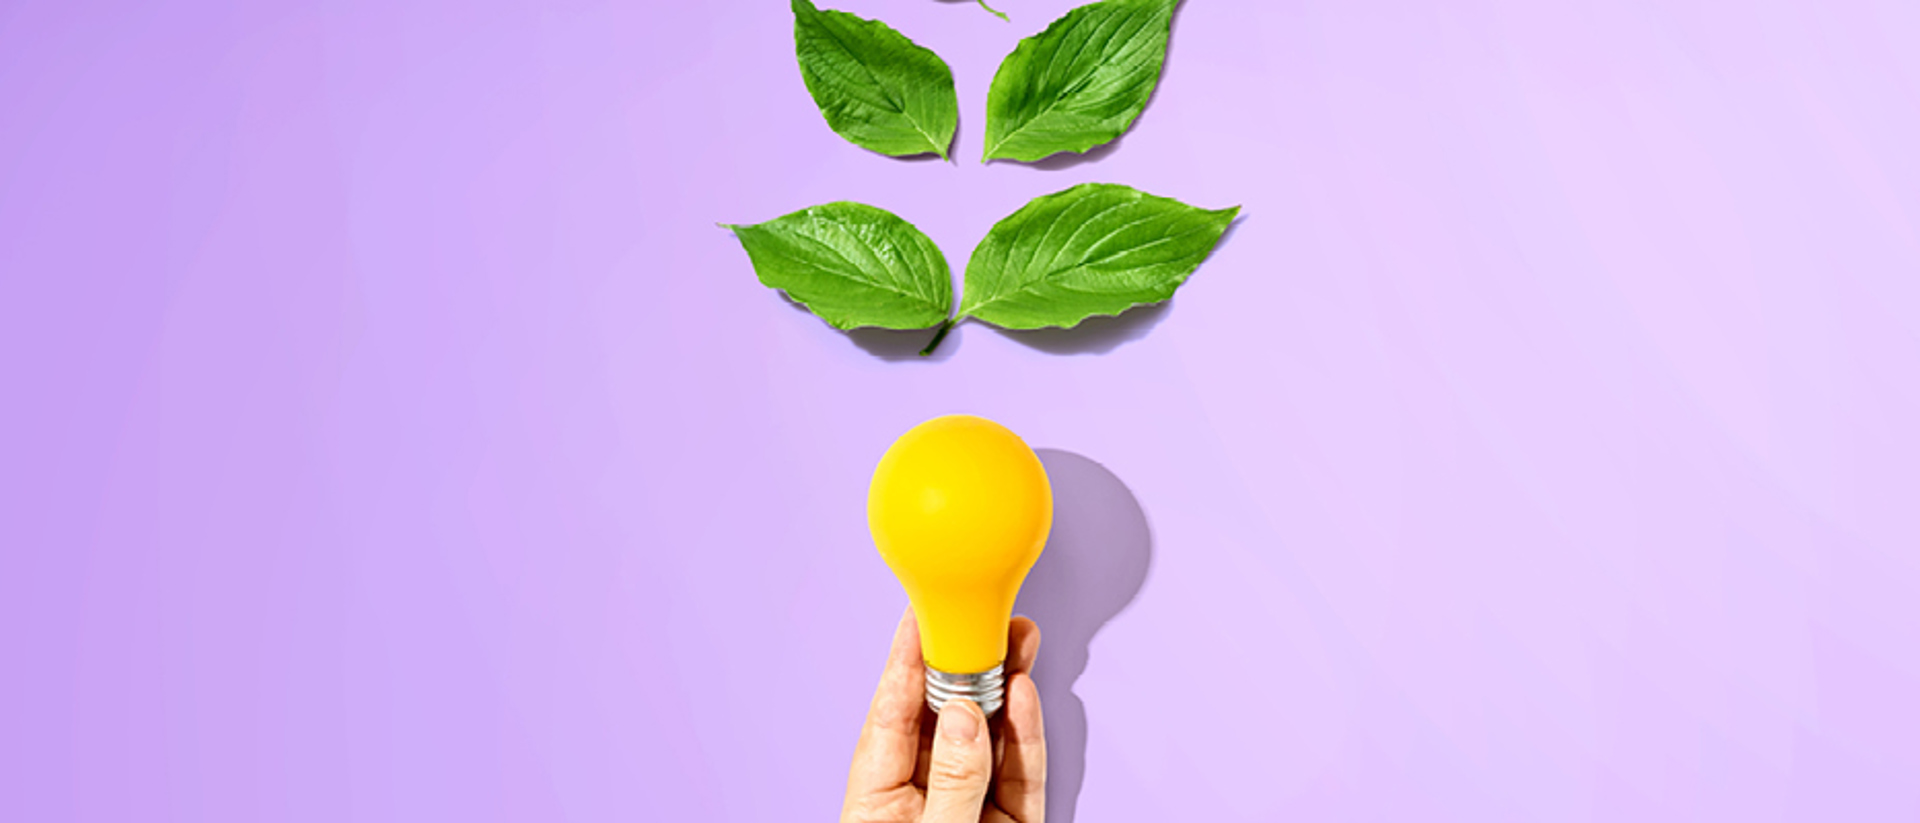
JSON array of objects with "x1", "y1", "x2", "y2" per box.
[{"x1": 1013, "y1": 449, "x2": 1152, "y2": 823}]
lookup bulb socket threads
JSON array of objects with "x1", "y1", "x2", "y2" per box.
[{"x1": 925, "y1": 662, "x2": 1005, "y2": 717}]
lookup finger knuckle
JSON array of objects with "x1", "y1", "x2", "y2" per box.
[
  {"x1": 929, "y1": 755, "x2": 988, "y2": 787},
  {"x1": 844, "y1": 792, "x2": 919, "y2": 823}
]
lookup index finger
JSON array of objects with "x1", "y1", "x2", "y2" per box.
[
  {"x1": 1005, "y1": 617, "x2": 1039, "y2": 678},
  {"x1": 845, "y1": 608, "x2": 926, "y2": 797}
]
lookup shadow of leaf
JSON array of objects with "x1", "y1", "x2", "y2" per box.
[
  {"x1": 778, "y1": 293, "x2": 956, "y2": 362},
  {"x1": 849, "y1": 325, "x2": 958, "y2": 361},
  {"x1": 997, "y1": 301, "x2": 1170, "y2": 355}
]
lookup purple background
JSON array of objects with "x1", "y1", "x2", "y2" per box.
[{"x1": 4, "y1": 0, "x2": 1919, "y2": 820}]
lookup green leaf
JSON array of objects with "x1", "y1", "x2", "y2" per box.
[
  {"x1": 981, "y1": 0, "x2": 1178, "y2": 163},
  {"x1": 959, "y1": 183, "x2": 1236, "y2": 329},
  {"x1": 793, "y1": 0, "x2": 958, "y2": 160},
  {"x1": 725, "y1": 202, "x2": 954, "y2": 331}
]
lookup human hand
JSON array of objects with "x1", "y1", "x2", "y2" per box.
[{"x1": 840, "y1": 609, "x2": 1046, "y2": 823}]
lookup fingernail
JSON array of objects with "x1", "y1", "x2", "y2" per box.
[{"x1": 942, "y1": 700, "x2": 981, "y2": 743}]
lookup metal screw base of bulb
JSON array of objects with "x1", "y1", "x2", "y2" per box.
[{"x1": 925, "y1": 663, "x2": 1005, "y2": 717}]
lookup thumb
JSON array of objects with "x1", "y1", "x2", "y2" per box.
[{"x1": 920, "y1": 699, "x2": 993, "y2": 823}]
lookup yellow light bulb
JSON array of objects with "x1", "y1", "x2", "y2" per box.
[{"x1": 868, "y1": 414, "x2": 1052, "y2": 715}]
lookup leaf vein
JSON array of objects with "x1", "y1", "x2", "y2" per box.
[
  {"x1": 790, "y1": 228, "x2": 941, "y2": 309},
  {"x1": 986, "y1": 5, "x2": 1165, "y2": 158}
]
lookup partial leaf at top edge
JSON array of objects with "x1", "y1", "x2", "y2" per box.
[
  {"x1": 959, "y1": 183, "x2": 1236, "y2": 329},
  {"x1": 793, "y1": 0, "x2": 958, "y2": 160},
  {"x1": 726, "y1": 202, "x2": 953, "y2": 331},
  {"x1": 981, "y1": 0, "x2": 1178, "y2": 163}
]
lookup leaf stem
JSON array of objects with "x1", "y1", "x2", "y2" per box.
[
  {"x1": 919, "y1": 318, "x2": 956, "y2": 356},
  {"x1": 976, "y1": 0, "x2": 1009, "y2": 22}
]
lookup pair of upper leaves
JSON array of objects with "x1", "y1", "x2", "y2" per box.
[
  {"x1": 794, "y1": 0, "x2": 1179, "y2": 162},
  {"x1": 726, "y1": 183, "x2": 1237, "y2": 355}
]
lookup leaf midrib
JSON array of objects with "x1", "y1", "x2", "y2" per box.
[
  {"x1": 961, "y1": 212, "x2": 1220, "y2": 318},
  {"x1": 788, "y1": 227, "x2": 946, "y2": 316}
]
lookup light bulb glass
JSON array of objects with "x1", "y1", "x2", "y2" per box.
[{"x1": 868, "y1": 415, "x2": 1052, "y2": 715}]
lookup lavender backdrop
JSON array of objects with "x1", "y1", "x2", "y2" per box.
[{"x1": 4, "y1": 0, "x2": 1918, "y2": 820}]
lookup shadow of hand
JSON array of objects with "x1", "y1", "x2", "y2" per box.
[{"x1": 1014, "y1": 450, "x2": 1152, "y2": 823}]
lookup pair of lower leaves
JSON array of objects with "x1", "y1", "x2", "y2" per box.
[{"x1": 726, "y1": 183, "x2": 1238, "y2": 356}]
